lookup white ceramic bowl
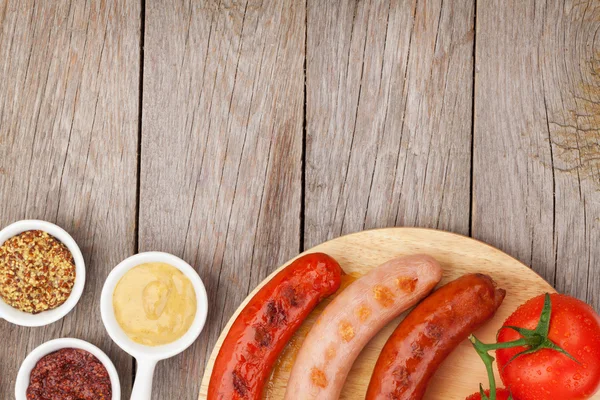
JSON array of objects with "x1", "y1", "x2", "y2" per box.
[
  {"x1": 101, "y1": 251, "x2": 208, "y2": 400},
  {"x1": 0, "y1": 220, "x2": 86, "y2": 326},
  {"x1": 15, "y1": 337, "x2": 121, "y2": 400}
]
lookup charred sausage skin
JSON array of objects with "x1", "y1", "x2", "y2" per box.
[
  {"x1": 207, "y1": 253, "x2": 342, "y2": 400},
  {"x1": 366, "y1": 273, "x2": 506, "y2": 400}
]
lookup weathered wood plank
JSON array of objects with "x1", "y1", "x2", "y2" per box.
[
  {"x1": 473, "y1": 0, "x2": 600, "y2": 310},
  {"x1": 0, "y1": 0, "x2": 139, "y2": 396},
  {"x1": 304, "y1": 0, "x2": 474, "y2": 249},
  {"x1": 140, "y1": 0, "x2": 304, "y2": 397}
]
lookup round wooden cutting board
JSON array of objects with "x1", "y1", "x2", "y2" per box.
[{"x1": 199, "y1": 228, "x2": 599, "y2": 399}]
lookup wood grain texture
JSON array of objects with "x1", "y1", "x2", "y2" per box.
[
  {"x1": 304, "y1": 0, "x2": 474, "y2": 249},
  {"x1": 0, "y1": 0, "x2": 139, "y2": 396},
  {"x1": 198, "y1": 228, "x2": 594, "y2": 400},
  {"x1": 139, "y1": 0, "x2": 304, "y2": 398},
  {"x1": 2, "y1": 0, "x2": 599, "y2": 398},
  {"x1": 473, "y1": 0, "x2": 600, "y2": 310}
]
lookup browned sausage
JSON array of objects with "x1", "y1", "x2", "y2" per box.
[
  {"x1": 208, "y1": 253, "x2": 342, "y2": 400},
  {"x1": 365, "y1": 273, "x2": 506, "y2": 400}
]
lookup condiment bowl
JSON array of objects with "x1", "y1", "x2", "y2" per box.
[
  {"x1": 100, "y1": 251, "x2": 208, "y2": 400},
  {"x1": 0, "y1": 220, "x2": 86, "y2": 327},
  {"x1": 15, "y1": 337, "x2": 121, "y2": 400}
]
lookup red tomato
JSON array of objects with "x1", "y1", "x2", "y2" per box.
[
  {"x1": 497, "y1": 294, "x2": 600, "y2": 400},
  {"x1": 465, "y1": 388, "x2": 512, "y2": 400}
]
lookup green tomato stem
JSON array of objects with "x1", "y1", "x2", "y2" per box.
[
  {"x1": 473, "y1": 337, "x2": 533, "y2": 352},
  {"x1": 470, "y1": 335, "x2": 497, "y2": 400}
]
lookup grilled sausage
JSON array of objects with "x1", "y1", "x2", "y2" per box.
[
  {"x1": 207, "y1": 253, "x2": 342, "y2": 400},
  {"x1": 366, "y1": 273, "x2": 506, "y2": 400},
  {"x1": 284, "y1": 254, "x2": 443, "y2": 400}
]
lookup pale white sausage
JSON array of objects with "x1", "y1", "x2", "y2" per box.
[{"x1": 283, "y1": 254, "x2": 442, "y2": 400}]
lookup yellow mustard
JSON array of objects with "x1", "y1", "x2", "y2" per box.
[{"x1": 113, "y1": 262, "x2": 197, "y2": 346}]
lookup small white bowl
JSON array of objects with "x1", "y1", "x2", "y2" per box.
[
  {"x1": 101, "y1": 251, "x2": 208, "y2": 400},
  {"x1": 15, "y1": 337, "x2": 121, "y2": 400},
  {"x1": 0, "y1": 220, "x2": 86, "y2": 326}
]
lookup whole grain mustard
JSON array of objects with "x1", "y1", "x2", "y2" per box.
[{"x1": 0, "y1": 230, "x2": 76, "y2": 314}]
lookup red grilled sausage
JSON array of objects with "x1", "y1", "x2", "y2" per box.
[
  {"x1": 366, "y1": 273, "x2": 506, "y2": 400},
  {"x1": 207, "y1": 252, "x2": 342, "y2": 400}
]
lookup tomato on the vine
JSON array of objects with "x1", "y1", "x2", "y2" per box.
[
  {"x1": 496, "y1": 294, "x2": 600, "y2": 400},
  {"x1": 465, "y1": 388, "x2": 512, "y2": 400}
]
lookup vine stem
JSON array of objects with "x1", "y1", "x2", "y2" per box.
[
  {"x1": 469, "y1": 335, "x2": 498, "y2": 400},
  {"x1": 469, "y1": 335, "x2": 525, "y2": 400}
]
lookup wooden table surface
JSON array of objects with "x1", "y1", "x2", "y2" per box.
[{"x1": 0, "y1": 0, "x2": 598, "y2": 398}]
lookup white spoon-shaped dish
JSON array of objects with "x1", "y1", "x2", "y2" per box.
[{"x1": 101, "y1": 251, "x2": 208, "y2": 400}]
